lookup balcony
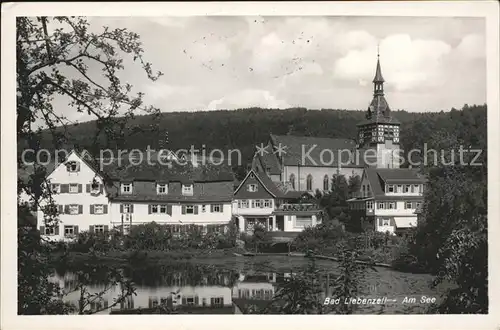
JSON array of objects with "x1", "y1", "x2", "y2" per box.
[{"x1": 273, "y1": 203, "x2": 321, "y2": 217}]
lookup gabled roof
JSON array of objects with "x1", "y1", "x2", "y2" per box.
[
  {"x1": 233, "y1": 169, "x2": 284, "y2": 198},
  {"x1": 44, "y1": 149, "x2": 104, "y2": 179},
  {"x1": 268, "y1": 134, "x2": 362, "y2": 167}
]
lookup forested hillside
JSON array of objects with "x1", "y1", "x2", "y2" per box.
[{"x1": 31, "y1": 104, "x2": 486, "y2": 168}]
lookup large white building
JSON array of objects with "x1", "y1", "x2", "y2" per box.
[{"x1": 36, "y1": 150, "x2": 235, "y2": 241}]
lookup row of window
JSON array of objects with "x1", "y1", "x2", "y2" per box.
[
  {"x1": 50, "y1": 183, "x2": 103, "y2": 194},
  {"x1": 120, "y1": 203, "x2": 224, "y2": 214},
  {"x1": 120, "y1": 183, "x2": 193, "y2": 196},
  {"x1": 50, "y1": 204, "x2": 108, "y2": 215},
  {"x1": 288, "y1": 174, "x2": 324, "y2": 191},
  {"x1": 148, "y1": 296, "x2": 224, "y2": 308},
  {"x1": 237, "y1": 289, "x2": 274, "y2": 300},
  {"x1": 365, "y1": 201, "x2": 422, "y2": 210},
  {"x1": 42, "y1": 224, "x2": 108, "y2": 236},
  {"x1": 385, "y1": 184, "x2": 422, "y2": 194},
  {"x1": 236, "y1": 199, "x2": 273, "y2": 209}
]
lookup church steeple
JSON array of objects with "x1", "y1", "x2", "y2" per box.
[{"x1": 373, "y1": 48, "x2": 385, "y2": 96}]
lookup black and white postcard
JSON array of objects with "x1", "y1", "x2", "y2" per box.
[{"x1": 1, "y1": 2, "x2": 499, "y2": 330}]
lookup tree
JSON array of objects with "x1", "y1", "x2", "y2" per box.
[
  {"x1": 403, "y1": 127, "x2": 487, "y2": 312},
  {"x1": 17, "y1": 16, "x2": 161, "y2": 315},
  {"x1": 430, "y1": 215, "x2": 487, "y2": 313},
  {"x1": 347, "y1": 174, "x2": 361, "y2": 198}
]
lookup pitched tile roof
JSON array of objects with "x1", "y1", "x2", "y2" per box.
[
  {"x1": 234, "y1": 169, "x2": 285, "y2": 198},
  {"x1": 364, "y1": 167, "x2": 427, "y2": 198},
  {"x1": 268, "y1": 134, "x2": 363, "y2": 167},
  {"x1": 108, "y1": 181, "x2": 234, "y2": 203},
  {"x1": 102, "y1": 157, "x2": 234, "y2": 183},
  {"x1": 253, "y1": 152, "x2": 281, "y2": 175},
  {"x1": 375, "y1": 168, "x2": 427, "y2": 183}
]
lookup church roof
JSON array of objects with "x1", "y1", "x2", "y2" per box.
[{"x1": 269, "y1": 134, "x2": 363, "y2": 167}]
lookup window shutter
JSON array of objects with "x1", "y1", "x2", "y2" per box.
[
  {"x1": 148, "y1": 298, "x2": 153, "y2": 308},
  {"x1": 194, "y1": 296, "x2": 199, "y2": 305},
  {"x1": 86, "y1": 184, "x2": 91, "y2": 193},
  {"x1": 103, "y1": 205, "x2": 108, "y2": 214},
  {"x1": 64, "y1": 205, "x2": 70, "y2": 214},
  {"x1": 390, "y1": 218, "x2": 396, "y2": 227},
  {"x1": 99, "y1": 184, "x2": 104, "y2": 193},
  {"x1": 78, "y1": 184, "x2": 83, "y2": 193},
  {"x1": 89, "y1": 225, "x2": 94, "y2": 233},
  {"x1": 182, "y1": 205, "x2": 186, "y2": 214},
  {"x1": 90, "y1": 205, "x2": 94, "y2": 214},
  {"x1": 148, "y1": 205, "x2": 152, "y2": 214},
  {"x1": 182, "y1": 297, "x2": 187, "y2": 305},
  {"x1": 167, "y1": 205, "x2": 172, "y2": 216},
  {"x1": 55, "y1": 226, "x2": 59, "y2": 235},
  {"x1": 60, "y1": 184, "x2": 69, "y2": 193},
  {"x1": 378, "y1": 218, "x2": 383, "y2": 226},
  {"x1": 194, "y1": 206, "x2": 199, "y2": 215},
  {"x1": 120, "y1": 204, "x2": 124, "y2": 213},
  {"x1": 74, "y1": 226, "x2": 79, "y2": 235},
  {"x1": 210, "y1": 204, "x2": 214, "y2": 212},
  {"x1": 78, "y1": 205, "x2": 83, "y2": 214},
  {"x1": 130, "y1": 204, "x2": 134, "y2": 213},
  {"x1": 104, "y1": 225, "x2": 109, "y2": 232},
  {"x1": 58, "y1": 205, "x2": 63, "y2": 214},
  {"x1": 220, "y1": 204, "x2": 224, "y2": 212},
  {"x1": 40, "y1": 226, "x2": 45, "y2": 234}
]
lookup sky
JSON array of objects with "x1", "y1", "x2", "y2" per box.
[{"x1": 51, "y1": 16, "x2": 486, "y2": 122}]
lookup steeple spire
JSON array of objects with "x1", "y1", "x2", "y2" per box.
[
  {"x1": 373, "y1": 46, "x2": 384, "y2": 84},
  {"x1": 373, "y1": 48, "x2": 385, "y2": 97}
]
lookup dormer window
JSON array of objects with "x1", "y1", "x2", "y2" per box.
[
  {"x1": 121, "y1": 183, "x2": 132, "y2": 194},
  {"x1": 182, "y1": 184, "x2": 193, "y2": 196},
  {"x1": 386, "y1": 184, "x2": 395, "y2": 193},
  {"x1": 247, "y1": 184, "x2": 258, "y2": 192},
  {"x1": 66, "y1": 161, "x2": 80, "y2": 172},
  {"x1": 157, "y1": 183, "x2": 168, "y2": 195}
]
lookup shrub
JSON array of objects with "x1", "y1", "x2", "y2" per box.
[{"x1": 293, "y1": 223, "x2": 346, "y2": 254}]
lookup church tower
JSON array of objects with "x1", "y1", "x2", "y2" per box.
[{"x1": 357, "y1": 51, "x2": 401, "y2": 168}]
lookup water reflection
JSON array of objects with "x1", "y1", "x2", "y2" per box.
[
  {"x1": 52, "y1": 263, "x2": 305, "y2": 314},
  {"x1": 51, "y1": 260, "x2": 441, "y2": 314}
]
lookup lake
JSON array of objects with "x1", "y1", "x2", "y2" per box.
[{"x1": 51, "y1": 255, "x2": 448, "y2": 314}]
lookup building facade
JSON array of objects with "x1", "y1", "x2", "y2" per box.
[
  {"x1": 37, "y1": 151, "x2": 235, "y2": 241},
  {"x1": 232, "y1": 169, "x2": 321, "y2": 234},
  {"x1": 37, "y1": 151, "x2": 110, "y2": 241},
  {"x1": 347, "y1": 168, "x2": 426, "y2": 235}
]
